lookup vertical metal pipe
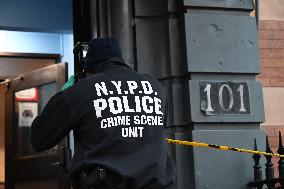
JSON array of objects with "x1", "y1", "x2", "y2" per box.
[
  {"x1": 109, "y1": 0, "x2": 135, "y2": 68},
  {"x1": 99, "y1": 0, "x2": 110, "y2": 37},
  {"x1": 73, "y1": 0, "x2": 92, "y2": 75},
  {"x1": 90, "y1": 0, "x2": 98, "y2": 39},
  {"x1": 107, "y1": 0, "x2": 112, "y2": 37},
  {"x1": 131, "y1": 0, "x2": 137, "y2": 71}
]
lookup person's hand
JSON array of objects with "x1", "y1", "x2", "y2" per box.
[{"x1": 61, "y1": 75, "x2": 75, "y2": 91}]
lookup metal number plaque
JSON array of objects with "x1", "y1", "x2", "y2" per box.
[{"x1": 199, "y1": 81, "x2": 250, "y2": 115}]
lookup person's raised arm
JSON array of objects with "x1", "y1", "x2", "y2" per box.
[{"x1": 30, "y1": 91, "x2": 75, "y2": 152}]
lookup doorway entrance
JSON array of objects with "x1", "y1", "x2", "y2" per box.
[{"x1": 0, "y1": 54, "x2": 71, "y2": 189}]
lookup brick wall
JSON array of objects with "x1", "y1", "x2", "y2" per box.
[
  {"x1": 257, "y1": 20, "x2": 284, "y2": 177},
  {"x1": 257, "y1": 20, "x2": 284, "y2": 87}
]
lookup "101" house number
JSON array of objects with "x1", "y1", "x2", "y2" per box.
[{"x1": 199, "y1": 81, "x2": 250, "y2": 115}]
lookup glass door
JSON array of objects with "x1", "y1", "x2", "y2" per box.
[{"x1": 5, "y1": 63, "x2": 70, "y2": 189}]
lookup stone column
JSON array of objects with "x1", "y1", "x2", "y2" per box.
[
  {"x1": 181, "y1": 1, "x2": 266, "y2": 188},
  {"x1": 134, "y1": 0, "x2": 266, "y2": 188}
]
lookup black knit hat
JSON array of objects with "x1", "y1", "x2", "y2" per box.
[{"x1": 85, "y1": 37, "x2": 124, "y2": 71}]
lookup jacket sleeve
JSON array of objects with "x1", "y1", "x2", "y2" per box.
[{"x1": 30, "y1": 92, "x2": 75, "y2": 152}]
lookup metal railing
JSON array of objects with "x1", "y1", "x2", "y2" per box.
[{"x1": 248, "y1": 132, "x2": 284, "y2": 189}]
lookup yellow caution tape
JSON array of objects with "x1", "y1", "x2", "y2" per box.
[{"x1": 166, "y1": 138, "x2": 284, "y2": 158}]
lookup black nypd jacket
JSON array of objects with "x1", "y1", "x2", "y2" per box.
[{"x1": 30, "y1": 62, "x2": 176, "y2": 189}]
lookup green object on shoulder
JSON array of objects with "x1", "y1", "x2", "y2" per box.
[{"x1": 61, "y1": 75, "x2": 75, "y2": 91}]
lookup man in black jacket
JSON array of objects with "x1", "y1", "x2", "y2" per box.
[{"x1": 30, "y1": 38, "x2": 176, "y2": 189}]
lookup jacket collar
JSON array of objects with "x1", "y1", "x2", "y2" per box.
[{"x1": 91, "y1": 58, "x2": 132, "y2": 74}]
